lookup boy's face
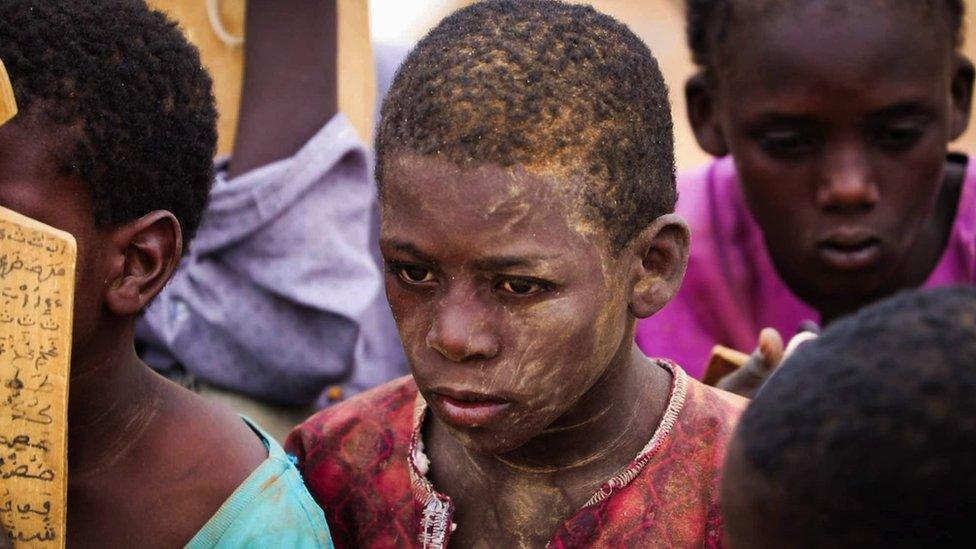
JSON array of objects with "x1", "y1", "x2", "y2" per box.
[
  {"x1": 380, "y1": 155, "x2": 634, "y2": 454},
  {"x1": 695, "y1": 4, "x2": 973, "y2": 314},
  {"x1": 0, "y1": 120, "x2": 107, "y2": 352}
]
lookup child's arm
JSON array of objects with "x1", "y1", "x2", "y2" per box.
[
  {"x1": 227, "y1": 0, "x2": 338, "y2": 179},
  {"x1": 137, "y1": 0, "x2": 404, "y2": 406}
]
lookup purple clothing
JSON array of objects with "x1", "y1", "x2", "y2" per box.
[
  {"x1": 637, "y1": 156, "x2": 976, "y2": 379},
  {"x1": 137, "y1": 114, "x2": 407, "y2": 407}
]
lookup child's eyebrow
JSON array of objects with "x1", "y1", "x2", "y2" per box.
[
  {"x1": 473, "y1": 255, "x2": 555, "y2": 271},
  {"x1": 748, "y1": 112, "x2": 818, "y2": 127},
  {"x1": 383, "y1": 239, "x2": 559, "y2": 270},
  {"x1": 384, "y1": 240, "x2": 437, "y2": 263},
  {"x1": 868, "y1": 100, "x2": 936, "y2": 119}
]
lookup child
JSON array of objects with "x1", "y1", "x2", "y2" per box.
[
  {"x1": 0, "y1": 1, "x2": 331, "y2": 546},
  {"x1": 722, "y1": 286, "x2": 976, "y2": 548},
  {"x1": 636, "y1": 0, "x2": 976, "y2": 383},
  {"x1": 287, "y1": 1, "x2": 745, "y2": 547}
]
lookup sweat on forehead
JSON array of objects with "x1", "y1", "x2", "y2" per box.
[
  {"x1": 686, "y1": 0, "x2": 965, "y2": 71},
  {"x1": 376, "y1": 0, "x2": 676, "y2": 251}
]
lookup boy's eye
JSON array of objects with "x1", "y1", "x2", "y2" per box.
[
  {"x1": 758, "y1": 131, "x2": 816, "y2": 158},
  {"x1": 876, "y1": 125, "x2": 923, "y2": 152},
  {"x1": 498, "y1": 278, "x2": 546, "y2": 296},
  {"x1": 397, "y1": 265, "x2": 435, "y2": 284}
]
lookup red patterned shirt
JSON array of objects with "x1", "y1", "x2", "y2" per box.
[{"x1": 286, "y1": 361, "x2": 745, "y2": 548}]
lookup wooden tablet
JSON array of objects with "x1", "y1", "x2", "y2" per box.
[
  {"x1": 0, "y1": 62, "x2": 73, "y2": 547},
  {"x1": 702, "y1": 345, "x2": 749, "y2": 387},
  {"x1": 0, "y1": 60, "x2": 17, "y2": 127}
]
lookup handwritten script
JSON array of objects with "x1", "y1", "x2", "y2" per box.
[{"x1": 0, "y1": 207, "x2": 73, "y2": 548}]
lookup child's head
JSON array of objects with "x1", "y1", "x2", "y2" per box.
[
  {"x1": 722, "y1": 286, "x2": 976, "y2": 548},
  {"x1": 684, "y1": 0, "x2": 974, "y2": 319},
  {"x1": 376, "y1": 0, "x2": 686, "y2": 453},
  {"x1": 0, "y1": 0, "x2": 216, "y2": 352}
]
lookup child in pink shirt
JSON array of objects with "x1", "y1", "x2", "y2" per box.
[{"x1": 637, "y1": 0, "x2": 975, "y2": 380}]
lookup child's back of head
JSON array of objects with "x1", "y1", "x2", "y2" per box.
[
  {"x1": 0, "y1": 0, "x2": 217, "y2": 245},
  {"x1": 723, "y1": 286, "x2": 976, "y2": 548}
]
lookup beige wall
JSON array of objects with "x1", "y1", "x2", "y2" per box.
[{"x1": 154, "y1": 0, "x2": 976, "y2": 168}]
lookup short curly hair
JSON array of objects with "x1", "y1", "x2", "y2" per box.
[
  {"x1": 687, "y1": 0, "x2": 966, "y2": 73},
  {"x1": 376, "y1": 0, "x2": 676, "y2": 251},
  {"x1": 0, "y1": 0, "x2": 217, "y2": 243},
  {"x1": 725, "y1": 286, "x2": 976, "y2": 547}
]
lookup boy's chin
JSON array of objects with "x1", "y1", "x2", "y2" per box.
[{"x1": 438, "y1": 417, "x2": 538, "y2": 456}]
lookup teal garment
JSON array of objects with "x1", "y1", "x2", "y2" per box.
[{"x1": 185, "y1": 418, "x2": 333, "y2": 548}]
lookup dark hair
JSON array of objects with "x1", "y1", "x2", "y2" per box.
[
  {"x1": 0, "y1": 0, "x2": 217, "y2": 243},
  {"x1": 687, "y1": 0, "x2": 966, "y2": 72},
  {"x1": 727, "y1": 286, "x2": 976, "y2": 547},
  {"x1": 376, "y1": 0, "x2": 676, "y2": 251}
]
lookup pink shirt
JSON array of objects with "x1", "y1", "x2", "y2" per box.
[{"x1": 637, "y1": 156, "x2": 976, "y2": 379}]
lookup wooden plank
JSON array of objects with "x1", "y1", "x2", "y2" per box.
[
  {"x1": 337, "y1": 0, "x2": 377, "y2": 144},
  {"x1": 0, "y1": 205, "x2": 75, "y2": 548},
  {"x1": 702, "y1": 345, "x2": 749, "y2": 387},
  {"x1": 0, "y1": 60, "x2": 17, "y2": 127}
]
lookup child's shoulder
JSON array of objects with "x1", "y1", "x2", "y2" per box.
[
  {"x1": 676, "y1": 368, "x2": 748, "y2": 443},
  {"x1": 284, "y1": 377, "x2": 420, "y2": 547},
  {"x1": 290, "y1": 376, "x2": 419, "y2": 444},
  {"x1": 285, "y1": 375, "x2": 418, "y2": 479},
  {"x1": 187, "y1": 422, "x2": 334, "y2": 548}
]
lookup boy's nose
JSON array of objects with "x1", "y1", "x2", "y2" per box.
[
  {"x1": 816, "y1": 147, "x2": 880, "y2": 212},
  {"x1": 426, "y1": 292, "x2": 500, "y2": 363}
]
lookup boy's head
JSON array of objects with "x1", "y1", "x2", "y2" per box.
[
  {"x1": 376, "y1": 0, "x2": 687, "y2": 453},
  {"x1": 722, "y1": 286, "x2": 976, "y2": 548},
  {"x1": 0, "y1": 0, "x2": 216, "y2": 353},
  {"x1": 684, "y1": 0, "x2": 975, "y2": 319}
]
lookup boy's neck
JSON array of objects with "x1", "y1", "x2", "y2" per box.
[
  {"x1": 431, "y1": 341, "x2": 672, "y2": 488},
  {"x1": 426, "y1": 342, "x2": 672, "y2": 546},
  {"x1": 495, "y1": 345, "x2": 669, "y2": 473},
  {"x1": 67, "y1": 318, "x2": 165, "y2": 479}
]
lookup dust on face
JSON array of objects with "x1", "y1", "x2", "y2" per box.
[{"x1": 380, "y1": 154, "x2": 633, "y2": 454}]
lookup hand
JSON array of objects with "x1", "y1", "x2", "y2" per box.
[{"x1": 716, "y1": 328, "x2": 784, "y2": 398}]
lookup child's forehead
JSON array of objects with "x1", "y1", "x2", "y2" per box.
[
  {"x1": 384, "y1": 155, "x2": 583, "y2": 212},
  {"x1": 718, "y1": 0, "x2": 955, "y2": 84},
  {"x1": 380, "y1": 154, "x2": 607, "y2": 245},
  {"x1": 722, "y1": 0, "x2": 954, "y2": 59}
]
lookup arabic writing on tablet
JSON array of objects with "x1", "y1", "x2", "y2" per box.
[{"x1": 0, "y1": 207, "x2": 74, "y2": 547}]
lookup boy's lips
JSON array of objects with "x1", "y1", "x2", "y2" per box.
[
  {"x1": 816, "y1": 230, "x2": 882, "y2": 271},
  {"x1": 429, "y1": 389, "x2": 512, "y2": 428}
]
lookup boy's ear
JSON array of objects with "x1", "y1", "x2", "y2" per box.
[
  {"x1": 628, "y1": 213, "x2": 690, "y2": 319},
  {"x1": 103, "y1": 211, "x2": 182, "y2": 316},
  {"x1": 949, "y1": 54, "x2": 975, "y2": 140},
  {"x1": 686, "y1": 72, "x2": 729, "y2": 158}
]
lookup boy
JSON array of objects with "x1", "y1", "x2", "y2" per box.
[
  {"x1": 722, "y1": 287, "x2": 976, "y2": 547},
  {"x1": 636, "y1": 0, "x2": 976, "y2": 385},
  {"x1": 288, "y1": 1, "x2": 745, "y2": 547},
  {"x1": 0, "y1": 1, "x2": 331, "y2": 546}
]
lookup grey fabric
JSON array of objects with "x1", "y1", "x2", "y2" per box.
[{"x1": 137, "y1": 114, "x2": 407, "y2": 407}]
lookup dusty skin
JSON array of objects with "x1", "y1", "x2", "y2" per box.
[
  {"x1": 379, "y1": 154, "x2": 689, "y2": 547},
  {"x1": 0, "y1": 118, "x2": 268, "y2": 547},
  {"x1": 686, "y1": 1, "x2": 974, "y2": 324}
]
